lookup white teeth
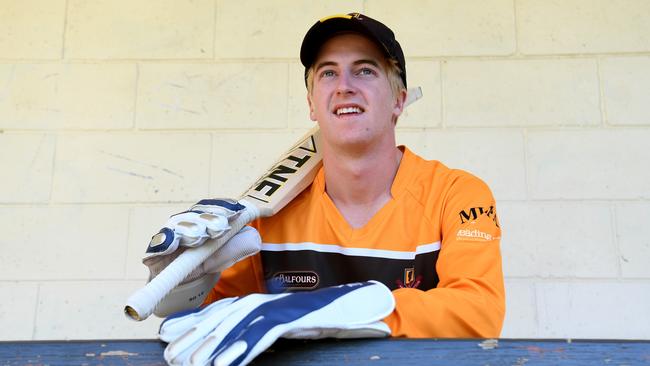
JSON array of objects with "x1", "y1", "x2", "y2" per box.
[{"x1": 336, "y1": 107, "x2": 362, "y2": 115}]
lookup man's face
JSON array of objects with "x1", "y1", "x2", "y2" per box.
[{"x1": 308, "y1": 33, "x2": 405, "y2": 151}]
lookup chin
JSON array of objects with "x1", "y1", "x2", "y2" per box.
[{"x1": 330, "y1": 132, "x2": 377, "y2": 151}]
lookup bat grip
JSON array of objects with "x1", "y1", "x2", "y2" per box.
[{"x1": 124, "y1": 202, "x2": 259, "y2": 321}]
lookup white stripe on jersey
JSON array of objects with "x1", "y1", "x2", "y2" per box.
[{"x1": 260, "y1": 241, "x2": 441, "y2": 260}]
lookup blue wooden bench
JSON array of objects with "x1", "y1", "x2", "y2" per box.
[{"x1": 1, "y1": 338, "x2": 649, "y2": 365}]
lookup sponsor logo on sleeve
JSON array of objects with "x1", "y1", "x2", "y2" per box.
[
  {"x1": 459, "y1": 206, "x2": 500, "y2": 227},
  {"x1": 456, "y1": 228, "x2": 500, "y2": 242}
]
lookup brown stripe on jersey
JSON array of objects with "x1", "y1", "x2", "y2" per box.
[{"x1": 261, "y1": 249, "x2": 439, "y2": 293}]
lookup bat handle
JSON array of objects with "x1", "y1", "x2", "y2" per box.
[{"x1": 124, "y1": 201, "x2": 259, "y2": 321}]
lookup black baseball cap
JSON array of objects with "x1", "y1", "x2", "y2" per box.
[{"x1": 300, "y1": 12, "x2": 407, "y2": 88}]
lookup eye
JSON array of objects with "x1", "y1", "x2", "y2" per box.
[
  {"x1": 320, "y1": 69, "x2": 336, "y2": 78},
  {"x1": 356, "y1": 67, "x2": 376, "y2": 76}
]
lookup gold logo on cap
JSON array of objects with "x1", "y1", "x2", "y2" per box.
[{"x1": 319, "y1": 14, "x2": 353, "y2": 22}]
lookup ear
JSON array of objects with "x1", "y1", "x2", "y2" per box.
[
  {"x1": 392, "y1": 88, "x2": 408, "y2": 122},
  {"x1": 307, "y1": 93, "x2": 317, "y2": 121}
]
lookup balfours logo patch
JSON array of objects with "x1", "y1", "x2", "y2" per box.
[{"x1": 269, "y1": 271, "x2": 320, "y2": 291}]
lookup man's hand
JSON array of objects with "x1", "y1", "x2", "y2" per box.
[
  {"x1": 159, "y1": 281, "x2": 395, "y2": 366},
  {"x1": 142, "y1": 199, "x2": 261, "y2": 317}
]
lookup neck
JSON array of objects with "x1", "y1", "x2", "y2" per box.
[{"x1": 322, "y1": 139, "x2": 403, "y2": 228}]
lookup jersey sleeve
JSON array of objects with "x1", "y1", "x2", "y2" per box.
[{"x1": 383, "y1": 172, "x2": 505, "y2": 338}]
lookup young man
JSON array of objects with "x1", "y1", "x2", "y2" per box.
[
  {"x1": 200, "y1": 13, "x2": 505, "y2": 338},
  {"x1": 147, "y1": 14, "x2": 504, "y2": 360}
]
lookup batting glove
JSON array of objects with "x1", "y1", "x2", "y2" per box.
[
  {"x1": 159, "y1": 281, "x2": 395, "y2": 366},
  {"x1": 149, "y1": 199, "x2": 246, "y2": 253},
  {"x1": 142, "y1": 199, "x2": 260, "y2": 317}
]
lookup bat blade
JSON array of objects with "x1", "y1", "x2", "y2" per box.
[
  {"x1": 241, "y1": 126, "x2": 322, "y2": 217},
  {"x1": 124, "y1": 87, "x2": 423, "y2": 321}
]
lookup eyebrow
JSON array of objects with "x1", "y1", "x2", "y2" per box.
[{"x1": 314, "y1": 59, "x2": 382, "y2": 73}]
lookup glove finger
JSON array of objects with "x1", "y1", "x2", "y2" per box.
[
  {"x1": 212, "y1": 340, "x2": 249, "y2": 366},
  {"x1": 144, "y1": 227, "x2": 182, "y2": 258},
  {"x1": 184, "y1": 335, "x2": 248, "y2": 366},
  {"x1": 202, "y1": 226, "x2": 261, "y2": 274},
  {"x1": 178, "y1": 233, "x2": 208, "y2": 248},
  {"x1": 166, "y1": 212, "x2": 209, "y2": 247},
  {"x1": 160, "y1": 297, "x2": 238, "y2": 342},
  {"x1": 191, "y1": 199, "x2": 245, "y2": 222},
  {"x1": 172, "y1": 212, "x2": 229, "y2": 246},
  {"x1": 201, "y1": 294, "x2": 289, "y2": 366},
  {"x1": 194, "y1": 212, "x2": 230, "y2": 239},
  {"x1": 179, "y1": 294, "x2": 282, "y2": 366},
  {"x1": 163, "y1": 296, "x2": 257, "y2": 365}
]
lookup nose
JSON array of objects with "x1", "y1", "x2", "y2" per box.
[{"x1": 335, "y1": 71, "x2": 356, "y2": 96}]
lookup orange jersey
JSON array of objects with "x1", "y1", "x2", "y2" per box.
[{"x1": 205, "y1": 146, "x2": 505, "y2": 338}]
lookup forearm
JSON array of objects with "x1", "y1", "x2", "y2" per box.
[{"x1": 385, "y1": 276, "x2": 505, "y2": 338}]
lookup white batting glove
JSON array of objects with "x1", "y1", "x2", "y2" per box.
[
  {"x1": 159, "y1": 281, "x2": 395, "y2": 366},
  {"x1": 142, "y1": 199, "x2": 261, "y2": 317},
  {"x1": 148, "y1": 199, "x2": 247, "y2": 254}
]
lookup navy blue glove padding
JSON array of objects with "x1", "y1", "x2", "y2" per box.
[{"x1": 159, "y1": 280, "x2": 395, "y2": 366}]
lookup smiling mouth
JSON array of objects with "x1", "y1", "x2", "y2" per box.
[{"x1": 335, "y1": 106, "x2": 364, "y2": 116}]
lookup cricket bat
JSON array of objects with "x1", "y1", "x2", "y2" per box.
[{"x1": 124, "y1": 87, "x2": 423, "y2": 321}]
